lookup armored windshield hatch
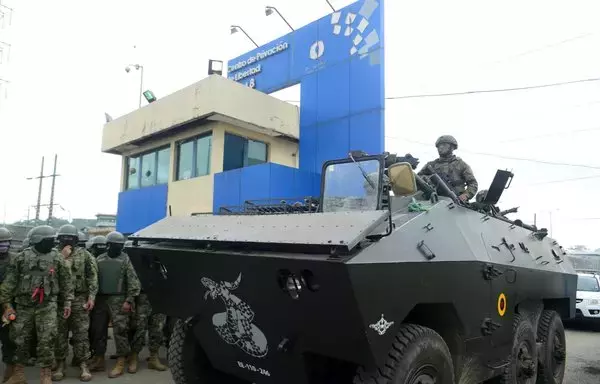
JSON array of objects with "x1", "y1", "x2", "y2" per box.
[{"x1": 130, "y1": 210, "x2": 389, "y2": 252}]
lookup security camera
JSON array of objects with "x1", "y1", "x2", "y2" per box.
[{"x1": 125, "y1": 67, "x2": 131, "y2": 73}]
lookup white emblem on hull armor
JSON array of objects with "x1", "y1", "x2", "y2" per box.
[
  {"x1": 202, "y1": 273, "x2": 268, "y2": 358},
  {"x1": 369, "y1": 314, "x2": 394, "y2": 336}
]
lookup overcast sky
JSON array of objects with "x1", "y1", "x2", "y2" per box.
[{"x1": 0, "y1": 0, "x2": 599, "y2": 249}]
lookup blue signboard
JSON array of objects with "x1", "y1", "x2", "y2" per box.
[{"x1": 214, "y1": 0, "x2": 385, "y2": 211}]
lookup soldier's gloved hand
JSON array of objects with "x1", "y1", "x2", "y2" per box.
[
  {"x1": 63, "y1": 307, "x2": 72, "y2": 319},
  {"x1": 122, "y1": 301, "x2": 132, "y2": 313},
  {"x1": 84, "y1": 299, "x2": 95, "y2": 312},
  {"x1": 458, "y1": 194, "x2": 468, "y2": 202}
]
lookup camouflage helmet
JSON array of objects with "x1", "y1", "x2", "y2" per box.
[
  {"x1": 21, "y1": 238, "x2": 30, "y2": 249},
  {"x1": 476, "y1": 189, "x2": 488, "y2": 203},
  {"x1": 435, "y1": 135, "x2": 458, "y2": 149},
  {"x1": 91, "y1": 235, "x2": 107, "y2": 246},
  {"x1": 0, "y1": 227, "x2": 12, "y2": 242},
  {"x1": 57, "y1": 224, "x2": 78, "y2": 239},
  {"x1": 106, "y1": 231, "x2": 126, "y2": 245},
  {"x1": 29, "y1": 225, "x2": 57, "y2": 245},
  {"x1": 78, "y1": 231, "x2": 88, "y2": 242},
  {"x1": 26, "y1": 227, "x2": 35, "y2": 239}
]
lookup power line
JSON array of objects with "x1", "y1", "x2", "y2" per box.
[
  {"x1": 384, "y1": 77, "x2": 600, "y2": 100},
  {"x1": 283, "y1": 77, "x2": 600, "y2": 105},
  {"x1": 386, "y1": 135, "x2": 600, "y2": 170},
  {"x1": 497, "y1": 126, "x2": 600, "y2": 144}
]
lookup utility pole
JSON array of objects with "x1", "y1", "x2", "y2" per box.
[
  {"x1": 26, "y1": 155, "x2": 60, "y2": 224},
  {"x1": 47, "y1": 154, "x2": 59, "y2": 225}
]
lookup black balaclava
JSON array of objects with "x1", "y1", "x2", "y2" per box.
[
  {"x1": 57, "y1": 235, "x2": 78, "y2": 251},
  {"x1": 35, "y1": 238, "x2": 56, "y2": 254},
  {"x1": 91, "y1": 245, "x2": 107, "y2": 257},
  {"x1": 107, "y1": 243, "x2": 124, "y2": 258}
]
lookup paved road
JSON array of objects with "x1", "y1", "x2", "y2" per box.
[
  {"x1": 564, "y1": 321, "x2": 600, "y2": 384},
  {"x1": 0, "y1": 322, "x2": 599, "y2": 383}
]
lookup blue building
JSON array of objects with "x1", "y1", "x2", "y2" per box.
[{"x1": 101, "y1": 0, "x2": 385, "y2": 234}]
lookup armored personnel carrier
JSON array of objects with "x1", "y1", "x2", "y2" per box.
[{"x1": 126, "y1": 151, "x2": 577, "y2": 384}]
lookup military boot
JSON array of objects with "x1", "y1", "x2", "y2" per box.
[
  {"x1": 3, "y1": 364, "x2": 14, "y2": 383},
  {"x1": 4, "y1": 364, "x2": 25, "y2": 384},
  {"x1": 79, "y1": 363, "x2": 92, "y2": 382},
  {"x1": 87, "y1": 356, "x2": 105, "y2": 373},
  {"x1": 147, "y1": 352, "x2": 167, "y2": 371},
  {"x1": 51, "y1": 359, "x2": 66, "y2": 381},
  {"x1": 127, "y1": 353, "x2": 138, "y2": 374},
  {"x1": 108, "y1": 357, "x2": 125, "y2": 378},
  {"x1": 41, "y1": 367, "x2": 52, "y2": 384}
]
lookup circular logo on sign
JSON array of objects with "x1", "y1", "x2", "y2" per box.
[{"x1": 309, "y1": 41, "x2": 325, "y2": 60}]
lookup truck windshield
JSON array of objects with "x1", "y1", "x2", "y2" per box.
[
  {"x1": 322, "y1": 159, "x2": 381, "y2": 213},
  {"x1": 577, "y1": 275, "x2": 600, "y2": 292}
]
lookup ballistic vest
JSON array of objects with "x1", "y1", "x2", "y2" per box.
[
  {"x1": 65, "y1": 247, "x2": 90, "y2": 294},
  {"x1": 97, "y1": 253, "x2": 127, "y2": 295},
  {"x1": 17, "y1": 249, "x2": 60, "y2": 300}
]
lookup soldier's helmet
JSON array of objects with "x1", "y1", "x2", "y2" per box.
[
  {"x1": 476, "y1": 189, "x2": 488, "y2": 204},
  {"x1": 29, "y1": 225, "x2": 57, "y2": 245},
  {"x1": 78, "y1": 231, "x2": 89, "y2": 242},
  {"x1": 435, "y1": 135, "x2": 458, "y2": 149},
  {"x1": 21, "y1": 238, "x2": 30, "y2": 249},
  {"x1": 57, "y1": 224, "x2": 78, "y2": 240},
  {"x1": 106, "y1": 231, "x2": 126, "y2": 244},
  {"x1": 91, "y1": 235, "x2": 108, "y2": 246},
  {"x1": 0, "y1": 227, "x2": 12, "y2": 242}
]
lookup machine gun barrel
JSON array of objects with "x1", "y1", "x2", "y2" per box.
[
  {"x1": 429, "y1": 173, "x2": 460, "y2": 204},
  {"x1": 499, "y1": 207, "x2": 519, "y2": 216}
]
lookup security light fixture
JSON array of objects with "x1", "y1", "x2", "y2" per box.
[
  {"x1": 208, "y1": 59, "x2": 224, "y2": 76},
  {"x1": 229, "y1": 25, "x2": 259, "y2": 48},
  {"x1": 265, "y1": 6, "x2": 294, "y2": 31},
  {"x1": 143, "y1": 90, "x2": 157, "y2": 103},
  {"x1": 125, "y1": 64, "x2": 145, "y2": 108}
]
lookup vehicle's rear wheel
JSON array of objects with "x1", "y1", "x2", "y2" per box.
[
  {"x1": 353, "y1": 324, "x2": 455, "y2": 384},
  {"x1": 500, "y1": 314, "x2": 538, "y2": 384},
  {"x1": 536, "y1": 310, "x2": 566, "y2": 384},
  {"x1": 168, "y1": 319, "x2": 246, "y2": 384}
]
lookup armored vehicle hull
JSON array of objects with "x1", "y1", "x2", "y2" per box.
[
  {"x1": 127, "y1": 154, "x2": 577, "y2": 384},
  {"x1": 128, "y1": 202, "x2": 576, "y2": 384}
]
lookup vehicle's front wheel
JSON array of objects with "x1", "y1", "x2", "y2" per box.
[
  {"x1": 536, "y1": 310, "x2": 566, "y2": 384},
  {"x1": 168, "y1": 319, "x2": 246, "y2": 384},
  {"x1": 500, "y1": 314, "x2": 538, "y2": 384},
  {"x1": 353, "y1": 324, "x2": 455, "y2": 384}
]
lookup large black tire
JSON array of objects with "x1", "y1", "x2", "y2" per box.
[
  {"x1": 500, "y1": 314, "x2": 538, "y2": 384},
  {"x1": 353, "y1": 324, "x2": 455, "y2": 384},
  {"x1": 536, "y1": 310, "x2": 566, "y2": 384},
  {"x1": 167, "y1": 319, "x2": 245, "y2": 384}
]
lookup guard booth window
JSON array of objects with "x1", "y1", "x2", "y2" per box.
[
  {"x1": 176, "y1": 133, "x2": 212, "y2": 180},
  {"x1": 223, "y1": 133, "x2": 268, "y2": 172},
  {"x1": 126, "y1": 147, "x2": 171, "y2": 190}
]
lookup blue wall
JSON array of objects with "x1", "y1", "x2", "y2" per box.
[
  {"x1": 213, "y1": 163, "x2": 320, "y2": 212},
  {"x1": 216, "y1": 0, "x2": 386, "y2": 210},
  {"x1": 116, "y1": 184, "x2": 168, "y2": 234}
]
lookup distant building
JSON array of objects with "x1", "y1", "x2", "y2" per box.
[{"x1": 96, "y1": 214, "x2": 116, "y2": 228}]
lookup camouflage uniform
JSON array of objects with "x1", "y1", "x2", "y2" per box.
[
  {"x1": 52, "y1": 224, "x2": 98, "y2": 382},
  {"x1": 129, "y1": 293, "x2": 167, "y2": 371},
  {"x1": 418, "y1": 135, "x2": 478, "y2": 200},
  {"x1": 0, "y1": 225, "x2": 73, "y2": 384},
  {"x1": 89, "y1": 231, "x2": 140, "y2": 378},
  {"x1": 0, "y1": 228, "x2": 17, "y2": 381}
]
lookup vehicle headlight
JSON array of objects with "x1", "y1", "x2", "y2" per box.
[{"x1": 590, "y1": 299, "x2": 599, "y2": 305}]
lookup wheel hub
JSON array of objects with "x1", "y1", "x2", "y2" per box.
[
  {"x1": 516, "y1": 343, "x2": 535, "y2": 379},
  {"x1": 408, "y1": 365, "x2": 439, "y2": 384},
  {"x1": 552, "y1": 331, "x2": 566, "y2": 376}
]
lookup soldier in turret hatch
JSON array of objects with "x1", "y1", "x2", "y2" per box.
[{"x1": 418, "y1": 135, "x2": 478, "y2": 202}]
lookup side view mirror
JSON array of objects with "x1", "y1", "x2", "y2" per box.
[{"x1": 388, "y1": 162, "x2": 417, "y2": 196}]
